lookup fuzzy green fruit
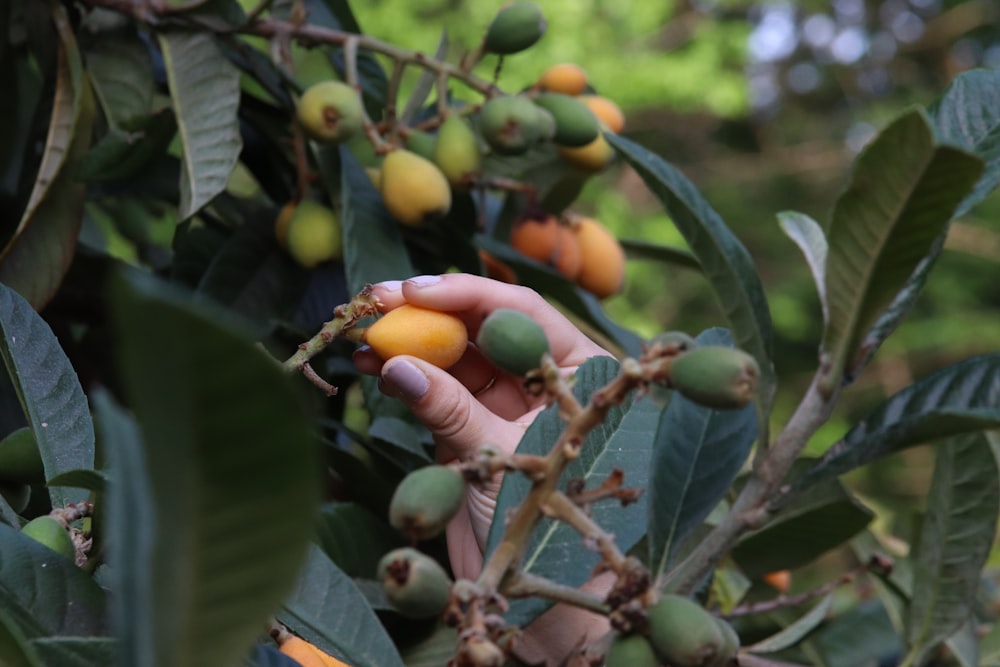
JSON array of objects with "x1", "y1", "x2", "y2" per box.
[
  {"x1": 605, "y1": 633, "x2": 659, "y2": 667},
  {"x1": 404, "y1": 129, "x2": 437, "y2": 161},
  {"x1": 434, "y1": 115, "x2": 481, "y2": 185},
  {"x1": 478, "y1": 95, "x2": 549, "y2": 155},
  {"x1": 475, "y1": 308, "x2": 550, "y2": 376},
  {"x1": 648, "y1": 595, "x2": 726, "y2": 667},
  {"x1": 533, "y1": 93, "x2": 599, "y2": 147},
  {"x1": 21, "y1": 516, "x2": 75, "y2": 560},
  {"x1": 668, "y1": 346, "x2": 760, "y2": 409},
  {"x1": 0, "y1": 427, "x2": 44, "y2": 484},
  {"x1": 483, "y1": 2, "x2": 546, "y2": 55},
  {"x1": 389, "y1": 465, "x2": 467, "y2": 541},
  {"x1": 285, "y1": 201, "x2": 343, "y2": 268},
  {"x1": 709, "y1": 617, "x2": 740, "y2": 667},
  {"x1": 377, "y1": 547, "x2": 452, "y2": 619},
  {"x1": 296, "y1": 81, "x2": 363, "y2": 144}
]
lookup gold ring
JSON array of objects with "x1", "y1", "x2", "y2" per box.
[{"x1": 471, "y1": 374, "x2": 498, "y2": 397}]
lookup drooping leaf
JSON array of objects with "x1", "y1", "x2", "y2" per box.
[
  {"x1": 820, "y1": 109, "x2": 983, "y2": 393},
  {"x1": 314, "y1": 502, "x2": 404, "y2": 579},
  {"x1": 82, "y1": 24, "x2": 155, "y2": 127},
  {"x1": 747, "y1": 593, "x2": 834, "y2": 654},
  {"x1": 648, "y1": 328, "x2": 757, "y2": 580},
  {"x1": 0, "y1": 8, "x2": 95, "y2": 308},
  {"x1": 484, "y1": 356, "x2": 658, "y2": 626},
  {"x1": 279, "y1": 545, "x2": 405, "y2": 667},
  {"x1": 158, "y1": 30, "x2": 242, "y2": 219},
  {"x1": 0, "y1": 522, "x2": 108, "y2": 639},
  {"x1": 107, "y1": 275, "x2": 321, "y2": 667},
  {"x1": 786, "y1": 353, "x2": 1000, "y2": 500},
  {"x1": 0, "y1": 282, "x2": 94, "y2": 507},
  {"x1": 929, "y1": 68, "x2": 1000, "y2": 219},
  {"x1": 606, "y1": 133, "x2": 776, "y2": 416},
  {"x1": 903, "y1": 433, "x2": 999, "y2": 666},
  {"x1": 777, "y1": 210, "x2": 828, "y2": 324},
  {"x1": 620, "y1": 238, "x2": 702, "y2": 272}
]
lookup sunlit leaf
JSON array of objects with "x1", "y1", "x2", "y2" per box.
[{"x1": 777, "y1": 210, "x2": 828, "y2": 324}]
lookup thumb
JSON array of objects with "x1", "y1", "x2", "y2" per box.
[{"x1": 380, "y1": 356, "x2": 524, "y2": 462}]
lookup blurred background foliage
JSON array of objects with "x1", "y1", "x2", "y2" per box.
[{"x1": 335, "y1": 0, "x2": 1000, "y2": 518}]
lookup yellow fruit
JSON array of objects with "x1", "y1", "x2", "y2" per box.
[
  {"x1": 573, "y1": 217, "x2": 625, "y2": 298},
  {"x1": 579, "y1": 94, "x2": 625, "y2": 133},
  {"x1": 537, "y1": 63, "x2": 588, "y2": 95},
  {"x1": 558, "y1": 133, "x2": 614, "y2": 172},
  {"x1": 364, "y1": 304, "x2": 468, "y2": 369},
  {"x1": 274, "y1": 202, "x2": 297, "y2": 246},
  {"x1": 380, "y1": 150, "x2": 452, "y2": 227},
  {"x1": 296, "y1": 81, "x2": 364, "y2": 144},
  {"x1": 280, "y1": 635, "x2": 350, "y2": 667},
  {"x1": 285, "y1": 201, "x2": 342, "y2": 268},
  {"x1": 433, "y1": 115, "x2": 481, "y2": 185},
  {"x1": 365, "y1": 167, "x2": 381, "y2": 188}
]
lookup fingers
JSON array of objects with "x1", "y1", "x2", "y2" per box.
[{"x1": 378, "y1": 355, "x2": 528, "y2": 462}]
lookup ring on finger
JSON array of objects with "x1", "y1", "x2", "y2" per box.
[{"x1": 471, "y1": 373, "x2": 498, "y2": 397}]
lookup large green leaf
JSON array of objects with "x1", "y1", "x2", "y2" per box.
[
  {"x1": 786, "y1": 353, "x2": 1000, "y2": 500},
  {"x1": 930, "y1": 68, "x2": 1000, "y2": 219},
  {"x1": 747, "y1": 593, "x2": 834, "y2": 654},
  {"x1": 606, "y1": 133, "x2": 775, "y2": 415},
  {"x1": 0, "y1": 7, "x2": 95, "y2": 309},
  {"x1": 279, "y1": 545, "x2": 404, "y2": 667},
  {"x1": 107, "y1": 275, "x2": 321, "y2": 667},
  {"x1": 158, "y1": 30, "x2": 242, "y2": 219},
  {"x1": 30, "y1": 637, "x2": 117, "y2": 667},
  {"x1": 620, "y1": 238, "x2": 702, "y2": 272},
  {"x1": 903, "y1": 433, "x2": 999, "y2": 666},
  {"x1": 314, "y1": 502, "x2": 403, "y2": 579},
  {"x1": 0, "y1": 282, "x2": 94, "y2": 507},
  {"x1": 819, "y1": 109, "x2": 982, "y2": 393},
  {"x1": 0, "y1": 522, "x2": 108, "y2": 639},
  {"x1": 648, "y1": 328, "x2": 757, "y2": 580},
  {"x1": 809, "y1": 599, "x2": 902, "y2": 667},
  {"x1": 777, "y1": 211, "x2": 828, "y2": 324},
  {"x1": 484, "y1": 356, "x2": 658, "y2": 625},
  {"x1": 0, "y1": 607, "x2": 44, "y2": 667},
  {"x1": 82, "y1": 23, "x2": 154, "y2": 127}
]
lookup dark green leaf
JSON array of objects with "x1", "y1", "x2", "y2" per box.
[
  {"x1": 400, "y1": 624, "x2": 457, "y2": 667},
  {"x1": 777, "y1": 211, "x2": 828, "y2": 324},
  {"x1": 108, "y1": 275, "x2": 321, "y2": 667},
  {"x1": 45, "y1": 469, "x2": 107, "y2": 494},
  {"x1": 315, "y1": 502, "x2": 403, "y2": 579},
  {"x1": 30, "y1": 637, "x2": 117, "y2": 667},
  {"x1": 648, "y1": 328, "x2": 757, "y2": 579},
  {"x1": 0, "y1": 282, "x2": 95, "y2": 507},
  {"x1": 279, "y1": 545, "x2": 405, "y2": 667},
  {"x1": 786, "y1": 353, "x2": 1000, "y2": 499},
  {"x1": 620, "y1": 238, "x2": 702, "y2": 272},
  {"x1": 747, "y1": 593, "x2": 834, "y2": 654},
  {"x1": 606, "y1": 133, "x2": 776, "y2": 416},
  {"x1": 820, "y1": 109, "x2": 983, "y2": 392},
  {"x1": 485, "y1": 356, "x2": 658, "y2": 625},
  {"x1": 82, "y1": 24, "x2": 154, "y2": 126},
  {"x1": 0, "y1": 607, "x2": 44, "y2": 667},
  {"x1": 367, "y1": 416, "x2": 433, "y2": 463},
  {"x1": 904, "y1": 434, "x2": 999, "y2": 666},
  {"x1": 0, "y1": 522, "x2": 108, "y2": 638},
  {"x1": 77, "y1": 110, "x2": 177, "y2": 183},
  {"x1": 808, "y1": 599, "x2": 901, "y2": 667},
  {"x1": 158, "y1": 30, "x2": 242, "y2": 219}
]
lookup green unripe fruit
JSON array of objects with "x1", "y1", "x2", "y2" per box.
[
  {"x1": 377, "y1": 547, "x2": 452, "y2": 619},
  {"x1": 668, "y1": 346, "x2": 760, "y2": 409},
  {"x1": 483, "y1": 2, "x2": 546, "y2": 55},
  {"x1": 532, "y1": 93, "x2": 599, "y2": 147},
  {"x1": 0, "y1": 427, "x2": 44, "y2": 484},
  {"x1": 389, "y1": 464, "x2": 467, "y2": 541},
  {"x1": 710, "y1": 618, "x2": 740, "y2": 667},
  {"x1": 475, "y1": 308, "x2": 550, "y2": 376},
  {"x1": 479, "y1": 95, "x2": 548, "y2": 155},
  {"x1": 0, "y1": 481, "x2": 30, "y2": 514},
  {"x1": 404, "y1": 129, "x2": 438, "y2": 161},
  {"x1": 648, "y1": 594, "x2": 726, "y2": 667},
  {"x1": 296, "y1": 80, "x2": 364, "y2": 144},
  {"x1": 433, "y1": 115, "x2": 481, "y2": 185},
  {"x1": 605, "y1": 633, "x2": 659, "y2": 667},
  {"x1": 21, "y1": 516, "x2": 75, "y2": 560},
  {"x1": 285, "y1": 201, "x2": 343, "y2": 268}
]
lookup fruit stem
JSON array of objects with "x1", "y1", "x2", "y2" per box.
[
  {"x1": 343, "y1": 36, "x2": 391, "y2": 152},
  {"x1": 541, "y1": 490, "x2": 628, "y2": 572},
  {"x1": 282, "y1": 286, "x2": 381, "y2": 379},
  {"x1": 504, "y1": 571, "x2": 610, "y2": 615}
]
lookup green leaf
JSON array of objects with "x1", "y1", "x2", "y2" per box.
[
  {"x1": 0, "y1": 522, "x2": 108, "y2": 639},
  {"x1": 158, "y1": 30, "x2": 242, "y2": 219},
  {"x1": 929, "y1": 68, "x2": 1000, "y2": 218},
  {"x1": 732, "y1": 476, "x2": 873, "y2": 579},
  {"x1": 786, "y1": 353, "x2": 1000, "y2": 500},
  {"x1": 77, "y1": 110, "x2": 177, "y2": 184},
  {"x1": 747, "y1": 593, "x2": 834, "y2": 654},
  {"x1": 400, "y1": 624, "x2": 457, "y2": 667},
  {"x1": 0, "y1": 282, "x2": 95, "y2": 507},
  {"x1": 606, "y1": 133, "x2": 776, "y2": 416},
  {"x1": 45, "y1": 469, "x2": 106, "y2": 494},
  {"x1": 820, "y1": 109, "x2": 983, "y2": 393},
  {"x1": 809, "y1": 599, "x2": 901, "y2": 667},
  {"x1": 279, "y1": 545, "x2": 405, "y2": 667},
  {"x1": 82, "y1": 24, "x2": 154, "y2": 127},
  {"x1": 0, "y1": 8, "x2": 95, "y2": 308},
  {"x1": 0, "y1": 607, "x2": 44, "y2": 667},
  {"x1": 648, "y1": 328, "x2": 757, "y2": 580},
  {"x1": 30, "y1": 637, "x2": 117, "y2": 667},
  {"x1": 484, "y1": 356, "x2": 659, "y2": 626},
  {"x1": 777, "y1": 211, "x2": 828, "y2": 324},
  {"x1": 367, "y1": 416, "x2": 433, "y2": 463},
  {"x1": 620, "y1": 238, "x2": 702, "y2": 272},
  {"x1": 107, "y1": 275, "x2": 321, "y2": 667},
  {"x1": 904, "y1": 433, "x2": 999, "y2": 666},
  {"x1": 314, "y1": 502, "x2": 403, "y2": 579}
]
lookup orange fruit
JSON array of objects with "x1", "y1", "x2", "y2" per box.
[
  {"x1": 558, "y1": 134, "x2": 614, "y2": 172},
  {"x1": 573, "y1": 217, "x2": 625, "y2": 299},
  {"x1": 279, "y1": 635, "x2": 351, "y2": 667},
  {"x1": 510, "y1": 216, "x2": 560, "y2": 264},
  {"x1": 364, "y1": 304, "x2": 468, "y2": 369},
  {"x1": 579, "y1": 95, "x2": 625, "y2": 133},
  {"x1": 763, "y1": 570, "x2": 791, "y2": 593},
  {"x1": 537, "y1": 63, "x2": 588, "y2": 95},
  {"x1": 553, "y1": 224, "x2": 582, "y2": 279}
]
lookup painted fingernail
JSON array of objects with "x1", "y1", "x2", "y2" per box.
[
  {"x1": 383, "y1": 359, "x2": 429, "y2": 401},
  {"x1": 375, "y1": 280, "x2": 403, "y2": 292},
  {"x1": 406, "y1": 274, "x2": 442, "y2": 287}
]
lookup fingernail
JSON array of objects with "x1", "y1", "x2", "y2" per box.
[
  {"x1": 406, "y1": 274, "x2": 442, "y2": 288},
  {"x1": 375, "y1": 280, "x2": 403, "y2": 292},
  {"x1": 383, "y1": 359, "x2": 429, "y2": 401}
]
